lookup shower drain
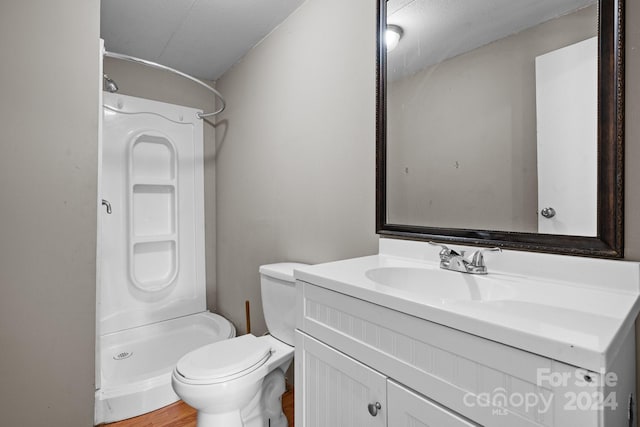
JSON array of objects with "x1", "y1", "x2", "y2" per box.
[{"x1": 113, "y1": 351, "x2": 133, "y2": 360}]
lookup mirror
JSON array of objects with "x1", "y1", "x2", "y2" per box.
[{"x1": 376, "y1": 0, "x2": 624, "y2": 257}]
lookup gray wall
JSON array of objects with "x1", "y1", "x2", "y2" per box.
[
  {"x1": 387, "y1": 6, "x2": 596, "y2": 233},
  {"x1": 214, "y1": 0, "x2": 379, "y2": 337},
  {"x1": 0, "y1": 0, "x2": 100, "y2": 425},
  {"x1": 102, "y1": 58, "x2": 219, "y2": 309}
]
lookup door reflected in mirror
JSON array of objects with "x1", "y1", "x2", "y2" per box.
[{"x1": 386, "y1": 0, "x2": 597, "y2": 235}]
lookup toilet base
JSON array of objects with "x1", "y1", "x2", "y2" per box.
[
  {"x1": 187, "y1": 369, "x2": 289, "y2": 427},
  {"x1": 242, "y1": 369, "x2": 288, "y2": 427},
  {"x1": 197, "y1": 410, "x2": 243, "y2": 427}
]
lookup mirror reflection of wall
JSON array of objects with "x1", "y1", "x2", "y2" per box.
[{"x1": 386, "y1": 0, "x2": 597, "y2": 234}]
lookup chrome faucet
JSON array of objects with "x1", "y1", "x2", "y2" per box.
[{"x1": 429, "y1": 242, "x2": 501, "y2": 275}]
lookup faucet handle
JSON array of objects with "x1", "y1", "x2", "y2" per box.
[
  {"x1": 469, "y1": 247, "x2": 502, "y2": 268},
  {"x1": 428, "y1": 241, "x2": 462, "y2": 257}
]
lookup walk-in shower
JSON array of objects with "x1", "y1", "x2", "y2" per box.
[{"x1": 95, "y1": 53, "x2": 233, "y2": 423}]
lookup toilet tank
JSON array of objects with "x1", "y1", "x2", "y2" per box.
[{"x1": 259, "y1": 262, "x2": 309, "y2": 346}]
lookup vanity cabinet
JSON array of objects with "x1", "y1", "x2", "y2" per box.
[
  {"x1": 295, "y1": 281, "x2": 635, "y2": 427},
  {"x1": 296, "y1": 331, "x2": 474, "y2": 427}
]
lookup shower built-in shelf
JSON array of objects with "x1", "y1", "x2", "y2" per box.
[{"x1": 129, "y1": 133, "x2": 179, "y2": 292}]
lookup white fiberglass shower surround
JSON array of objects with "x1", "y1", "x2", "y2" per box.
[{"x1": 95, "y1": 91, "x2": 233, "y2": 424}]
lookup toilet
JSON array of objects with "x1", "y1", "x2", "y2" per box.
[{"x1": 171, "y1": 262, "x2": 308, "y2": 427}]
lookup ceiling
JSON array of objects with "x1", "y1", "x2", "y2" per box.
[
  {"x1": 387, "y1": 0, "x2": 596, "y2": 81},
  {"x1": 101, "y1": 0, "x2": 306, "y2": 81},
  {"x1": 101, "y1": 0, "x2": 596, "y2": 83}
]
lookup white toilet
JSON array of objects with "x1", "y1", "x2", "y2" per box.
[{"x1": 171, "y1": 262, "x2": 307, "y2": 427}]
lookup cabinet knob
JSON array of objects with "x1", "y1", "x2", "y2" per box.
[{"x1": 368, "y1": 401, "x2": 382, "y2": 416}]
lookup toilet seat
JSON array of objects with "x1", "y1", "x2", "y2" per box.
[{"x1": 175, "y1": 334, "x2": 272, "y2": 385}]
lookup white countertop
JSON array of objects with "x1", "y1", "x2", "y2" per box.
[{"x1": 294, "y1": 249, "x2": 640, "y2": 372}]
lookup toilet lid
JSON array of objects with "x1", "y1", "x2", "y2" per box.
[{"x1": 176, "y1": 334, "x2": 272, "y2": 381}]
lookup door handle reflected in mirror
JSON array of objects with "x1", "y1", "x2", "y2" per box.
[{"x1": 540, "y1": 207, "x2": 556, "y2": 219}]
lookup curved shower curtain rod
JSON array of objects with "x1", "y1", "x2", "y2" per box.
[{"x1": 104, "y1": 51, "x2": 226, "y2": 119}]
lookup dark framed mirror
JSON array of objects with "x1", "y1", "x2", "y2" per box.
[{"x1": 376, "y1": 0, "x2": 624, "y2": 257}]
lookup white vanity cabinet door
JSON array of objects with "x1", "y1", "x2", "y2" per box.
[
  {"x1": 295, "y1": 331, "x2": 387, "y2": 427},
  {"x1": 388, "y1": 380, "x2": 479, "y2": 427}
]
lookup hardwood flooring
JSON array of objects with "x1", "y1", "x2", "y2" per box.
[
  {"x1": 103, "y1": 401, "x2": 196, "y2": 427},
  {"x1": 282, "y1": 388, "x2": 294, "y2": 426},
  {"x1": 103, "y1": 389, "x2": 294, "y2": 427}
]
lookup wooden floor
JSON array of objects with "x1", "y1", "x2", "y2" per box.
[{"x1": 104, "y1": 389, "x2": 294, "y2": 427}]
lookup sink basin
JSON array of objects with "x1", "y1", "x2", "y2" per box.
[{"x1": 365, "y1": 266, "x2": 515, "y2": 303}]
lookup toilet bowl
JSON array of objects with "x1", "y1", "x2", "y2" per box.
[
  {"x1": 171, "y1": 262, "x2": 308, "y2": 427},
  {"x1": 172, "y1": 334, "x2": 293, "y2": 426}
]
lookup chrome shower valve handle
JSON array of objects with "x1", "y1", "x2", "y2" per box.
[{"x1": 102, "y1": 199, "x2": 112, "y2": 214}]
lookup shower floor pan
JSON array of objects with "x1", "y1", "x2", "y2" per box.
[{"x1": 95, "y1": 311, "x2": 234, "y2": 424}]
